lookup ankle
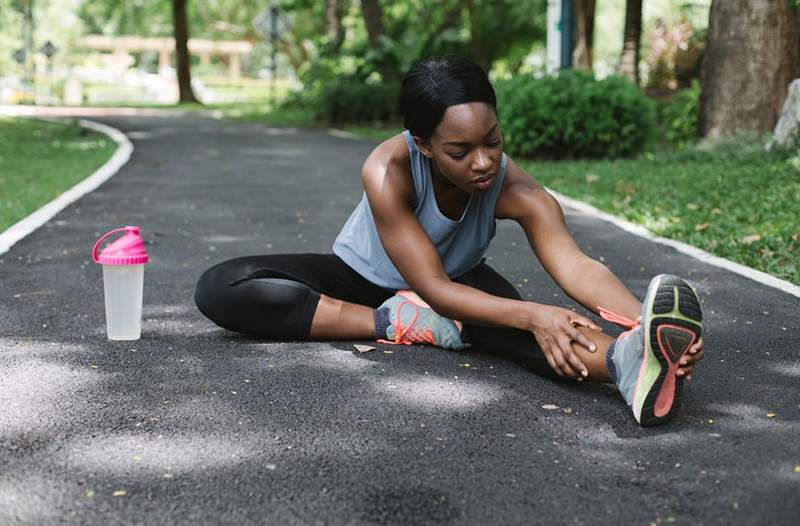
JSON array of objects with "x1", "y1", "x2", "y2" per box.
[{"x1": 374, "y1": 307, "x2": 391, "y2": 340}]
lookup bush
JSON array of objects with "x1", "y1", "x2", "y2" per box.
[
  {"x1": 495, "y1": 70, "x2": 656, "y2": 159},
  {"x1": 659, "y1": 80, "x2": 701, "y2": 150},
  {"x1": 316, "y1": 76, "x2": 401, "y2": 126}
]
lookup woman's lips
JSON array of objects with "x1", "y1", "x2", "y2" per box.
[{"x1": 471, "y1": 175, "x2": 495, "y2": 189}]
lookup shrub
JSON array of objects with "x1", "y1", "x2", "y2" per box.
[
  {"x1": 316, "y1": 76, "x2": 401, "y2": 126},
  {"x1": 659, "y1": 80, "x2": 701, "y2": 150},
  {"x1": 495, "y1": 70, "x2": 656, "y2": 159}
]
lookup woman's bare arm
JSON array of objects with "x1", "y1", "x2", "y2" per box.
[{"x1": 496, "y1": 157, "x2": 642, "y2": 320}]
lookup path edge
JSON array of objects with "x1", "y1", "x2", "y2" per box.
[
  {"x1": 547, "y1": 188, "x2": 800, "y2": 299},
  {"x1": 0, "y1": 118, "x2": 133, "y2": 257}
]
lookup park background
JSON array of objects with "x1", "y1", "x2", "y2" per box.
[{"x1": 1, "y1": 0, "x2": 798, "y2": 285}]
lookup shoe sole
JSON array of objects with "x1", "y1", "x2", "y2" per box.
[{"x1": 633, "y1": 274, "x2": 703, "y2": 426}]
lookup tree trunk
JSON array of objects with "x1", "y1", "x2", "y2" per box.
[
  {"x1": 618, "y1": 0, "x2": 642, "y2": 85},
  {"x1": 700, "y1": 0, "x2": 800, "y2": 138},
  {"x1": 573, "y1": 0, "x2": 595, "y2": 71},
  {"x1": 359, "y1": 0, "x2": 396, "y2": 81},
  {"x1": 172, "y1": 0, "x2": 198, "y2": 103},
  {"x1": 464, "y1": 0, "x2": 492, "y2": 71},
  {"x1": 325, "y1": 0, "x2": 346, "y2": 52}
]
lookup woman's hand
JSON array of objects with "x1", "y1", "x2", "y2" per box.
[
  {"x1": 526, "y1": 303, "x2": 603, "y2": 380},
  {"x1": 677, "y1": 337, "x2": 704, "y2": 381}
]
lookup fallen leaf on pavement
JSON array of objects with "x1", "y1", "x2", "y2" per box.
[
  {"x1": 767, "y1": 412, "x2": 777, "y2": 418},
  {"x1": 353, "y1": 344, "x2": 375, "y2": 353},
  {"x1": 112, "y1": 490, "x2": 127, "y2": 497}
]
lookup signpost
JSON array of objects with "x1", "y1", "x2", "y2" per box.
[
  {"x1": 39, "y1": 41, "x2": 57, "y2": 104},
  {"x1": 254, "y1": 2, "x2": 289, "y2": 108}
]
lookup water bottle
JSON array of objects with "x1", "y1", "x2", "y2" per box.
[{"x1": 92, "y1": 226, "x2": 149, "y2": 340}]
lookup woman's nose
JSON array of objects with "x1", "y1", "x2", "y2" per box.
[{"x1": 472, "y1": 149, "x2": 492, "y2": 171}]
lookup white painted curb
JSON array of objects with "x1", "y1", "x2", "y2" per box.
[
  {"x1": 0, "y1": 119, "x2": 133, "y2": 256},
  {"x1": 548, "y1": 188, "x2": 800, "y2": 299}
]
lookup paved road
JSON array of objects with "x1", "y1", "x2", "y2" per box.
[{"x1": 1, "y1": 113, "x2": 798, "y2": 525}]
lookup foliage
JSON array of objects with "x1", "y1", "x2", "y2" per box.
[
  {"x1": 523, "y1": 137, "x2": 800, "y2": 285},
  {"x1": 658, "y1": 79, "x2": 700, "y2": 149},
  {"x1": 316, "y1": 76, "x2": 401, "y2": 126},
  {"x1": 495, "y1": 70, "x2": 656, "y2": 159}
]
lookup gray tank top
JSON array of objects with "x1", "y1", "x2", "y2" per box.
[{"x1": 332, "y1": 129, "x2": 508, "y2": 290}]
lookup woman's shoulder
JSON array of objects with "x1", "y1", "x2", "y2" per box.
[{"x1": 362, "y1": 132, "x2": 416, "y2": 210}]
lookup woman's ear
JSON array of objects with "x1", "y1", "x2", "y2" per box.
[{"x1": 412, "y1": 136, "x2": 433, "y2": 159}]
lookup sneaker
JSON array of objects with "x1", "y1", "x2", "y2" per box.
[
  {"x1": 375, "y1": 290, "x2": 471, "y2": 350},
  {"x1": 600, "y1": 274, "x2": 703, "y2": 426}
]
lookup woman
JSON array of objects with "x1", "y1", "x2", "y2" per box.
[{"x1": 194, "y1": 55, "x2": 705, "y2": 427}]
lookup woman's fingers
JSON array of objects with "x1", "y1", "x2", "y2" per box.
[
  {"x1": 571, "y1": 316, "x2": 603, "y2": 333},
  {"x1": 568, "y1": 326, "x2": 597, "y2": 353},
  {"x1": 556, "y1": 336, "x2": 586, "y2": 379},
  {"x1": 536, "y1": 336, "x2": 563, "y2": 377}
]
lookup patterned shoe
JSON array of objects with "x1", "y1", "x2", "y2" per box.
[
  {"x1": 375, "y1": 290, "x2": 471, "y2": 350},
  {"x1": 600, "y1": 274, "x2": 703, "y2": 426}
]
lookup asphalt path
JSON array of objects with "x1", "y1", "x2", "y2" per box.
[{"x1": 1, "y1": 113, "x2": 799, "y2": 525}]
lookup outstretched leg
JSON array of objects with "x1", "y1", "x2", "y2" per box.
[{"x1": 194, "y1": 253, "x2": 394, "y2": 340}]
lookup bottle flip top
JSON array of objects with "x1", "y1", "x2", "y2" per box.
[{"x1": 92, "y1": 226, "x2": 149, "y2": 265}]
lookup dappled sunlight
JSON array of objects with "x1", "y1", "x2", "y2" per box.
[
  {"x1": 198, "y1": 234, "x2": 252, "y2": 243},
  {"x1": 0, "y1": 337, "x2": 87, "y2": 358},
  {"x1": 61, "y1": 432, "x2": 269, "y2": 475},
  {"x1": 766, "y1": 360, "x2": 800, "y2": 378},
  {"x1": 126, "y1": 128, "x2": 179, "y2": 140},
  {"x1": 0, "y1": 359, "x2": 103, "y2": 434},
  {"x1": 0, "y1": 476, "x2": 62, "y2": 524},
  {"x1": 366, "y1": 373, "x2": 507, "y2": 410},
  {"x1": 237, "y1": 147, "x2": 308, "y2": 157},
  {"x1": 265, "y1": 346, "x2": 382, "y2": 374},
  {"x1": 704, "y1": 402, "x2": 800, "y2": 433}
]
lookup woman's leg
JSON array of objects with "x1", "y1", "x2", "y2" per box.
[
  {"x1": 194, "y1": 253, "x2": 394, "y2": 340},
  {"x1": 452, "y1": 260, "x2": 614, "y2": 381}
]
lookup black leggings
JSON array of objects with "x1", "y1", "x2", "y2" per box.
[{"x1": 194, "y1": 253, "x2": 554, "y2": 378}]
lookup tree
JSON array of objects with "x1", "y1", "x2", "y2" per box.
[
  {"x1": 573, "y1": 0, "x2": 595, "y2": 71},
  {"x1": 700, "y1": 0, "x2": 799, "y2": 138},
  {"x1": 618, "y1": 0, "x2": 642, "y2": 85},
  {"x1": 171, "y1": 0, "x2": 198, "y2": 103},
  {"x1": 359, "y1": 0, "x2": 397, "y2": 81},
  {"x1": 325, "y1": 0, "x2": 346, "y2": 52}
]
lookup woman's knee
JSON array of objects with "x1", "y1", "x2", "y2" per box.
[{"x1": 194, "y1": 261, "x2": 320, "y2": 339}]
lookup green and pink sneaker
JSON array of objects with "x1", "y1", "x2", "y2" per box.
[
  {"x1": 375, "y1": 290, "x2": 471, "y2": 350},
  {"x1": 600, "y1": 274, "x2": 704, "y2": 426}
]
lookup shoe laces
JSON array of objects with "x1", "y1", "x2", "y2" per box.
[
  {"x1": 376, "y1": 300, "x2": 438, "y2": 346},
  {"x1": 598, "y1": 306, "x2": 641, "y2": 341}
]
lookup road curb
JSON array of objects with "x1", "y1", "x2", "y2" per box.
[
  {"x1": 548, "y1": 188, "x2": 800, "y2": 299},
  {"x1": 0, "y1": 118, "x2": 133, "y2": 256}
]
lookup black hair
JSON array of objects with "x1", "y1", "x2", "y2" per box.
[{"x1": 398, "y1": 54, "x2": 497, "y2": 143}]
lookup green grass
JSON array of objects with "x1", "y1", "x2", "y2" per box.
[
  {"x1": 519, "y1": 139, "x2": 800, "y2": 285},
  {"x1": 0, "y1": 117, "x2": 117, "y2": 232}
]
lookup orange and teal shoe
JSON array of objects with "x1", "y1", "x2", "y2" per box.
[
  {"x1": 375, "y1": 290, "x2": 471, "y2": 350},
  {"x1": 599, "y1": 274, "x2": 703, "y2": 426}
]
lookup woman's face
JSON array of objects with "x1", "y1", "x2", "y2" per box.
[{"x1": 413, "y1": 102, "x2": 503, "y2": 194}]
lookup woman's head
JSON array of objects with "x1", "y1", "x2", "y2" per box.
[
  {"x1": 399, "y1": 55, "x2": 503, "y2": 194},
  {"x1": 399, "y1": 54, "x2": 497, "y2": 142}
]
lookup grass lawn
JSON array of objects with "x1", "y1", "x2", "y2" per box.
[
  {"x1": 0, "y1": 117, "x2": 117, "y2": 233},
  {"x1": 520, "y1": 142, "x2": 800, "y2": 285}
]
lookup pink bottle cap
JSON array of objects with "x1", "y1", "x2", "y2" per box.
[{"x1": 92, "y1": 226, "x2": 149, "y2": 265}]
